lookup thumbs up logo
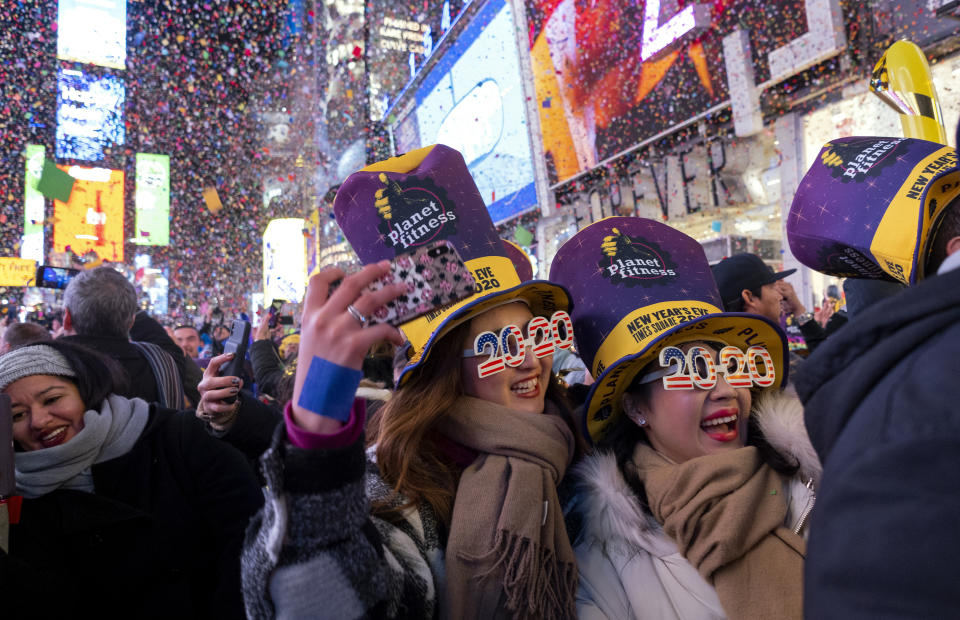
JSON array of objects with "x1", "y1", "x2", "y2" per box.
[{"x1": 601, "y1": 227, "x2": 628, "y2": 257}]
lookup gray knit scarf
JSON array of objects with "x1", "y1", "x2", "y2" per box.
[{"x1": 15, "y1": 394, "x2": 151, "y2": 498}]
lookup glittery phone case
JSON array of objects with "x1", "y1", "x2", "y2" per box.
[{"x1": 333, "y1": 240, "x2": 477, "y2": 327}]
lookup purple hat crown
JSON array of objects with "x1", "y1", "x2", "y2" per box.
[
  {"x1": 334, "y1": 145, "x2": 505, "y2": 265},
  {"x1": 788, "y1": 136, "x2": 960, "y2": 284},
  {"x1": 549, "y1": 217, "x2": 722, "y2": 374}
]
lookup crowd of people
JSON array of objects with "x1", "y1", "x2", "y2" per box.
[{"x1": 2, "y1": 134, "x2": 959, "y2": 619}]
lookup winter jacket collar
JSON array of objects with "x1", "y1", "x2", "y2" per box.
[{"x1": 795, "y1": 268, "x2": 960, "y2": 462}]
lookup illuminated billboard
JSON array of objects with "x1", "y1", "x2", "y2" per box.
[
  {"x1": 366, "y1": 0, "x2": 470, "y2": 121},
  {"x1": 53, "y1": 166, "x2": 125, "y2": 262},
  {"x1": 57, "y1": 0, "x2": 127, "y2": 70},
  {"x1": 263, "y1": 218, "x2": 307, "y2": 304},
  {"x1": 0, "y1": 258, "x2": 38, "y2": 287},
  {"x1": 135, "y1": 154, "x2": 171, "y2": 246},
  {"x1": 56, "y1": 68, "x2": 126, "y2": 162},
  {"x1": 391, "y1": 0, "x2": 537, "y2": 223},
  {"x1": 525, "y1": 0, "x2": 828, "y2": 184},
  {"x1": 22, "y1": 145, "x2": 45, "y2": 262}
]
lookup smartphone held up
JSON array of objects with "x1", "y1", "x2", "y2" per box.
[
  {"x1": 330, "y1": 240, "x2": 476, "y2": 327},
  {"x1": 35, "y1": 266, "x2": 79, "y2": 290},
  {"x1": 267, "y1": 299, "x2": 285, "y2": 328},
  {"x1": 218, "y1": 319, "x2": 250, "y2": 404}
]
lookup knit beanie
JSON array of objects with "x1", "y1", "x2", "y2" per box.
[{"x1": 0, "y1": 344, "x2": 76, "y2": 392}]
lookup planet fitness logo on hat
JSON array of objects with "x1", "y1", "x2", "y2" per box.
[
  {"x1": 373, "y1": 173, "x2": 458, "y2": 252},
  {"x1": 598, "y1": 228, "x2": 678, "y2": 287},
  {"x1": 819, "y1": 137, "x2": 910, "y2": 182}
]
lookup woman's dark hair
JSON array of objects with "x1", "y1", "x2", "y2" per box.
[
  {"x1": 601, "y1": 400, "x2": 652, "y2": 507},
  {"x1": 39, "y1": 340, "x2": 130, "y2": 410},
  {"x1": 745, "y1": 412, "x2": 800, "y2": 477},
  {"x1": 362, "y1": 349, "x2": 394, "y2": 386}
]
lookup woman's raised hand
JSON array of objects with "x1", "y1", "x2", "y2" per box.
[
  {"x1": 196, "y1": 352, "x2": 242, "y2": 431},
  {"x1": 254, "y1": 306, "x2": 273, "y2": 341},
  {"x1": 291, "y1": 262, "x2": 406, "y2": 433}
]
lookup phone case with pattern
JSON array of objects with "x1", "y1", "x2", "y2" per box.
[{"x1": 332, "y1": 241, "x2": 477, "y2": 327}]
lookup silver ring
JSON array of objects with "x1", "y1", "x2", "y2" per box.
[{"x1": 346, "y1": 304, "x2": 367, "y2": 326}]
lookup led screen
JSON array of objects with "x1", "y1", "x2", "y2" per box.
[
  {"x1": 263, "y1": 218, "x2": 307, "y2": 304},
  {"x1": 393, "y1": 0, "x2": 537, "y2": 224},
  {"x1": 57, "y1": 0, "x2": 127, "y2": 69},
  {"x1": 22, "y1": 145, "x2": 45, "y2": 262},
  {"x1": 524, "y1": 0, "x2": 815, "y2": 184},
  {"x1": 366, "y1": 0, "x2": 469, "y2": 121},
  {"x1": 52, "y1": 166, "x2": 125, "y2": 262},
  {"x1": 135, "y1": 153, "x2": 171, "y2": 246},
  {"x1": 56, "y1": 68, "x2": 126, "y2": 162},
  {"x1": 143, "y1": 268, "x2": 170, "y2": 315}
]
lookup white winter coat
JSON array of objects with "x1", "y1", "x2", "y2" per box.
[{"x1": 571, "y1": 390, "x2": 821, "y2": 620}]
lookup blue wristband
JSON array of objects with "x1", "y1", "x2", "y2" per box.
[{"x1": 296, "y1": 357, "x2": 363, "y2": 422}]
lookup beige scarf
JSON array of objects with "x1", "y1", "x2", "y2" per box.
[
  {"x1": 437, "y1": 396, "x2": 577, "y2": 620},
  {"x1": 634, "y1": 443, "x2": 806, "y2": 620}
]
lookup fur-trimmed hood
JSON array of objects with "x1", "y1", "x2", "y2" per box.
[{"x1": 571, "y1": 388, "x2": 820, "y2": 548}]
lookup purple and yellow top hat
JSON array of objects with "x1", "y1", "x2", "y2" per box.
[
  {"x1": 334, "y1": 144, "x2": 571, "y2": 385},
  {"x1": 549, "y1": 217, "x2": 788, "y2": 444},
  {"x1": 788, "y1": 137, "x2": 960, "y2": 284}
]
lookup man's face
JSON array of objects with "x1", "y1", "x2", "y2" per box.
[
  {"x1": 744, "y1": 282, "x2": 784, "y2": 323},
  {"x1": 173, "y1": 327, "x2": 202, "y2": 358}
]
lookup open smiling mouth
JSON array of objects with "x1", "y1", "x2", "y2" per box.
[
  {"x1": 40, "y1": 426, "x2": 69, "y2": 448},
  {"x1": 700, "y1": 412, "x2": 739, "y2": 442},
  {"x1": 511, "y1": 377, "x2": 540, "y2": 397}
]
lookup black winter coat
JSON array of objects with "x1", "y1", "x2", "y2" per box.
[
  {"x1": 2, "y1": 404, "x2": 262, "y2": 619},
  {"x1": 206, "y1": 389, "x2": 283, "y2": 482},
  {"x1": 249, "y1": 339, "x2": 285, "y2": 399},
  {"x1": 796, "y1": 267, "x2": 960, "y2": 618}
]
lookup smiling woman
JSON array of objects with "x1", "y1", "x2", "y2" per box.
[
  {"x1": 621, "y1": 342, "x2": 754, "y2": 463},
  {"x1": 7, "y1": 374, "x2": 87, "y2": 450},
  {"x1": 241, "y1": 146, "x2": 588, "y2": 620},
  {"x1": 459, "y1": 302, "x2": 553, "y2": 414},
  {"x1": 0, "y1": 340, "x2": 261, "y2": 618},
  {"x1": 550, "y1": 217, "x2": 821, "y2": 620}
]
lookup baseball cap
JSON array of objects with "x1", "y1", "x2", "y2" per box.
[{"x1": 711, "y1": 253, "x2": 796, "y2": 310}]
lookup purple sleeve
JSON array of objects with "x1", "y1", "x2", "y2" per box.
[{"x1": 284, "y1": 399, "x2": 366, "y2": 450}]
